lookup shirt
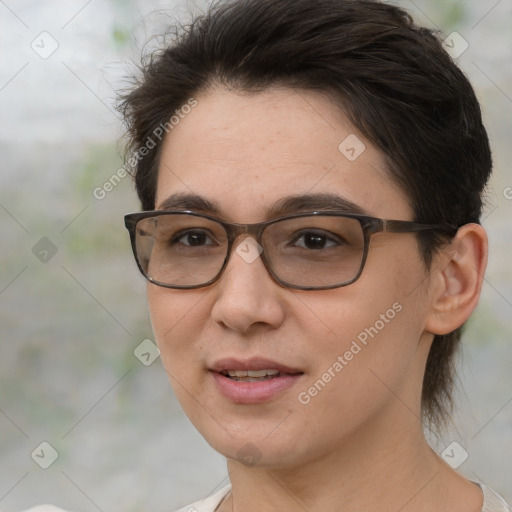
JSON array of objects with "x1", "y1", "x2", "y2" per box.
[
  {"x1": 173, "y1": 482, "x2": 510, "y2": 512},
  {"x1": 17, "y1": 481, "x2": 510, "y2": 512}
]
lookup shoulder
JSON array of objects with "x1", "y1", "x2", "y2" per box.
[
  {"x1": 173, "y1": 485, "x2": 231, "y2": 512},
  {"x1": 18, "y1": 507, "x2": 72, "y2": 512},
  {"x1": 9, "y1": 487, "x2": 231, "y2": 512},
  {"x1": 477, "y1": 482, "x2": 510, "y2": 512}
]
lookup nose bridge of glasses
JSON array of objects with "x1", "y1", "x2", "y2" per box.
[
  {"x1": 225, "y1": 221, "x2": 265, "y2": 246},
  {"x1": 223, "y1": 222, "x2": 270, "y2": 277}
]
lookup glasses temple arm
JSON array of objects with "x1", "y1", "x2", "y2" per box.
[{"x1": 383, "y1": 220, "x2": 458, "y2": 234}]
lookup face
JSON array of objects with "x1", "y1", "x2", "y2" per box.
[{"x1": 147, "y1": 86, "x2": 434, "y2": 468}]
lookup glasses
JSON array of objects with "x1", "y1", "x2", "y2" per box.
[{"x1": 124, "y1": 210, "x2": 454, "y2": 291}]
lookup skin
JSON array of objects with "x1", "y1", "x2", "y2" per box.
[{"x1": 147, "y1": 86, "x2": 488, "y2": 512}]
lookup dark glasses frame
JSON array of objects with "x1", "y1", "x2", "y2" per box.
[{"x1": 124, "y1": 210, "x2": 456, "y2": 290}]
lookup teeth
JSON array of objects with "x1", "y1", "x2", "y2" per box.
[
  {"x1": 248, "y1": 369, "x2": 278, "y2": 377},
  {"x1": 226, "y1": 369, "x2": 280, "y2": 377}
]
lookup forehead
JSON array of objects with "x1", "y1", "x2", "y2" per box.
[{"x1": 155, "y1": 86, "x2": 412, "y2": 222}]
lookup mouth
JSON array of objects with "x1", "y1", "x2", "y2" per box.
[
  {"x1": 209, "y1": 357, "x2": 304, "y2": 403},
  {"x1": 210, "y1": 357, "x2": 303, "y2": 378}
]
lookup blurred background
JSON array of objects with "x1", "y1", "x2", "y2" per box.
[{"x1": 0, "y1": 1, "x2": 511, "y2": 510}]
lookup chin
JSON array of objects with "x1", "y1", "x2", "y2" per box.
[{"x1": 192, "y1": 415, "x2": 312, "y2": 469}]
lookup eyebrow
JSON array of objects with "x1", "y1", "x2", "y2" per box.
[
  {"x1": 156, "y1": 192, "x2": 370, "y2": 219},
  {"x1": 267, "y1": 193, "x2": 369, "y2": 217},
  {"x1": 157, "y1": 193, "x2": 221, "y2": 215}
]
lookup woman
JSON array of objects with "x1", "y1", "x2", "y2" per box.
[{"x1": 119, "y1": 0, "x2": 510, "y2": 510}]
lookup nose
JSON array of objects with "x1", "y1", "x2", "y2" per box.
[{"x1": 210, "y1": 236, "x2": 286, "y2": 334}]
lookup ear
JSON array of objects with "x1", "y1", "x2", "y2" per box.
[{"x1": 425, "y1": 223, "x2": 488, "y2": 336}]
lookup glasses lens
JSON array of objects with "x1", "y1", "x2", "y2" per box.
[
  {"x1": 135, "y1": 214, "x2": 228, "y2": 287},
  {"x1": 263, "y1": 215, "x2": 365, "y2": 287}
]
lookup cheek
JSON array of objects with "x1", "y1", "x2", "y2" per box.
[
  {"x1": 296, "y1": 290, "x2": 415, "y2": 383},
  {"x1": 289, "y1": 310, "x2": 416, "y2": 453},
  {"x1": 294, "y1": 250, "x2": 428, "y2": 415},
  {"x1": 147, "y1": 285, "x2": 209, "y2": 371},
  {"x1": 146, "y1": 285, "x2": 221, "y2": 429}
]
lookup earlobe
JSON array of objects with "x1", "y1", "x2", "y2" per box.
[{"x1": 425, "y1": 223, "x2": 488, "y2": 336}]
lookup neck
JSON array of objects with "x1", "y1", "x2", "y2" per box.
[{"x1": 221, "y1": 404, "x2": 481, "y2": 512}]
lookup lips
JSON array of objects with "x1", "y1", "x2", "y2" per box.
[{"x1": 209, "y1": 357, "x2": 304, "y2": 403}]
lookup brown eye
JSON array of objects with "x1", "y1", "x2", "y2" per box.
[
  {"x1": 291, "y1": 230, "x2": 341, "y2": 250},
  {"x1": 171, "y1": 230, "x2": 216, "y2": 247}
]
